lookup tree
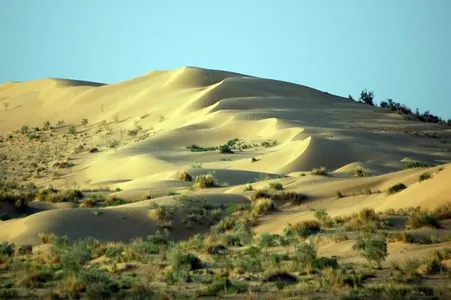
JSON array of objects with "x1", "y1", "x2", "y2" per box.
[
  {"x1": 359, "y1": 90, "x2": 375, "y2": 106},
  {"x1": 352, "y1": 235, "x2": 387, "y2": 269},
  {"x1": 81, "y1": 118, "x2": 88, "y2": 127},
  {"x1": 3, "y1": 102, "x2": 9, "y2": 111}
]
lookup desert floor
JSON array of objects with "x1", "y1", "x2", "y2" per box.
[{"x1": 0, "y1": 67, "x2": 451, "y2": 299}]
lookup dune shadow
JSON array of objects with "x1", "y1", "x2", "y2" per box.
[{"x1": 52, "y1": 78, "x2": 107, "y2": 88}]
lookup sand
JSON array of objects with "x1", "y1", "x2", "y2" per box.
[{"x1": 1, "y1": 66, "x2": 450, "y2": 248}]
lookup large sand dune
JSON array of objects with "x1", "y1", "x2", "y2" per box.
[{"x1": 1, "y1": 66, "x2": 450, "y2": 246}]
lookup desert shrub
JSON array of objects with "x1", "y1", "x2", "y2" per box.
[
  {"x1": 342, "y1": 208, "x2": 382, "y2": 232},
  {"x1": 351, "y1": 166, "x2": 367, "y2": 177},
  {"x1": 36, "y1": 188, "x2": 84, "y2": 203},
  {"x1": 284, "y1": 220, "x2": 321, "y2": 238},
  {"x1": 38, "y1": 232, "x2": 55, "y2": 244},
  {"x1": 269, "y1": 182, "x2": 283, "y2": 191},
  {"x1": 251, "y1": 198, "x2": 275, "y2": 215},
  {"x1": 311, "y1": 167, "x2": 328, "y2": 176},
  {"x1": 259, "y1": 233, "x2": 280, "y2": 248},
  {"x1": 17, "y1": 245, "x2": 32, "y2": 256},
  {"x1": 67, "y1": 125, "x2": 76, "y2": 134},
  {"x1": 0, "y1": 190, "x2": 32, "y2": 212},
  {"x1": 243, "y1": 183, "x2": 253, "y2": 191},
  {"x1": 59, "y1": 244, "x2": 93, "y2": 272},
  {"x1": 359, "y1": 89, "x2": 374, "y2": 106},
  {"x1": 104, "y1": 195, "x2": 126, "y2": 206},
  {"x1": 387, "y1": 183, "x2": 407, "y2": 195},
  {"x1": 292, "y1": 242, "x2": 317, "y2": 272},
  {"x1": 196, "y1": 275, "x2": 248, "y2": 296},
  {"x1": 312, "y1": 256, "x2": 339, "y2": 270},
  {"x1": 80, "y1": 268, "x2": 119, "y2": 299},
  {"x1": 20, "y1": 125, "x2": 29, "y2": 135},
  {"x1": 81, "y1": 118, "x2": 88, "y2": 127},
  {"x1": 314, "y1": 209, "x2": 334, "y2": 228},
  {"x1": 211, "y1": 216, "x2": 237, "y2": 233},
  {"x1": 108, "y1": 140, "x2": 120, "y2": 151},
  {"x1": 434, "y1": 203, "x2": 451, "y2": 220},
  {"x1": 405, "y1": 211, "x2": 439, "y2": 229},
  {"x1": 352, "y1": 235, "x2": 388, "y2": 269},
  {"x1": 279, "y1": 191, "x2": 308, "y2": 205},
  {"x1": 89, "y1": 147, "x2": 99, "y2": 153},
  {"x1": 404, "y1": 161, "x2": 435, "y2": 169},
  {"x1": 43, "y1": 121, "x2": 51, "y2": 130},
  {"x1": 218, "y1": 144, "x2": 233, "y2": 153},
  {"x1": 168, "y1": 246, "x2": 202, "y2": 271},
  {"x1": 250, "y1": 188, "x2": 272, "y2": 201},
  {"x1": 177, "y1": 171, "x2": 192, "y2": 182},
  {"x1": 0, "y1": 242, "x2": 15, "y2": 257},
  {"x1": 321, "y1": 267, "x2": 346, "y2": 295},
  {"x1": 149, "y1": 206, "x2": 173, "y2": 222},
  {"x1": 419, "y1": 172, "x2": 432, "y2": 182},
  {"x1": 193, "y1": 174, "x2": 217, "y2": 188}
]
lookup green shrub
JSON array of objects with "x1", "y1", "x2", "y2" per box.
[
  {"x1": 0, "y1": 242, "x2": 15, "y2": 257},
  {"x1": 269, "y1": 182, "x2": 283, "y2": 191},
  {"x1": 419, "y1": 172, "x2": 432, "y2": 182},
  {"x1": 352, "y1": 235, "x2": 388, "y2": 269},
  {"x1": 387, "y1": 183, "x2": 407, "y2": 195}
]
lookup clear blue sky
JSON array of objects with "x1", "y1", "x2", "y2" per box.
[{"x1": 1, "y1": 0, "x2": 450, "y2": 119}]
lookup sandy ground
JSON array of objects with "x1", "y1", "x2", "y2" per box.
[{"x1": 1, "y1": 66, "x2": 450, "y2": 261}]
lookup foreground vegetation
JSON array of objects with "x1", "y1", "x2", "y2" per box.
[{"x1": 1, "y1": 178, "x2": 451, "y2": 299}]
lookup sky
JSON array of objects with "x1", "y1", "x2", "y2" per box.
[{"x1": 1, "y1": 0, "x2": 450, "y2": 119}]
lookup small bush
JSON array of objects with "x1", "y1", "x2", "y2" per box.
[
  {"x1": 351, "y1": 166, "x2": 367, "y2": 177},
  {"x1": 67, "y1": 125, "x2": 76, "y2": 134},
  {"x1": 250, "y1": 189, "x2": 272, "y2": 201},
  {"x1": 193, "y1": 174, "x2": 217, "y2": 188},
  {"x1": 406, "y1": 211, "x2": 439, "y2": 229},
  {"x1": 311, "y1": 167, "x2": 328, "y2": 176},
  {"x1": 218, "y1": 144, "x2": 233, "y2": 154},
  {"x1": 177, "y1": 171, "x2": 192, "y2": 182},
  {"x1": 285, "y1": 220, "x2": 321, "y2": 238},
  {"x1": 168, "y1": 247, "x2": 202, "y2": 271},
  {"x1": 278, "y1": 191, "x2": 308, "y2": 205},
  {"x1": 404, "y1": 161, "x2": 435, "y2": 169},
  {"x1": 387, "y1": 183, "x2": 407, "y2": 195},
  {"x1": 251, "y1": 198, "x2": 275, "y2": 215},
  {"x1": 419, "y1": 172, "x2": 432, "y2": 182},
  {"x1": 0, "y1": 242, "x2": 15, "y2": 257},
  {"x1": 352, "y1": 235, "x2": 388, "y2": 269},
  {"x1": 269, "y1": 182, "x2": 283, "y2": 191}
]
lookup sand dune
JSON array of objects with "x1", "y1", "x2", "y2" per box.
[{"x1": 1, "y1": 66, "x2": 451, "y2": 247}]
